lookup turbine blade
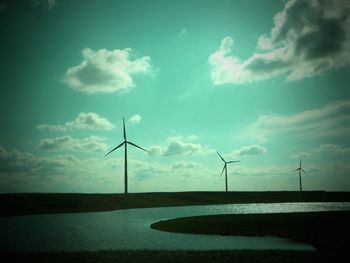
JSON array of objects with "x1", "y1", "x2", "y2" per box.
[
  {"x1": 123, "y1": 117, "x2": 126, "y2": 140},
  {"x1": 105, "y1": 142, "x2": 125, "y2": 156},
  {"x1": 227, "y1": 160, "x2": 240, "y2": 164},
  {"x1": 292, "y1": 168, "x2": 299, "y2": 172},
  {"x1": 220, "y1": 165, "x2": 225, "y2": 177},
  {"x1": 216, "y1": 151, "x2": 226, "y2": 162},
  {"x1": 127, "y1": 141, "x2": 148, "y2": 152},
  {"x1": 301, "y1": 168, "x2": 309, "y2": 175},
  {"x1": 300, "y1": 158, "x2": 302, "y2": 168}
]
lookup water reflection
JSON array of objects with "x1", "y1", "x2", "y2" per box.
[{"x1": 1, "y1": 202, "x2": 349, "y2": 252}]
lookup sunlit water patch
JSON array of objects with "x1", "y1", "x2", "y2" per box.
[{"x1": 1, "y1": 202, "x2": 349, "y2": 252}]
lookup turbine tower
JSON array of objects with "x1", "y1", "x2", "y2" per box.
[
  {"x1": 105, "y1": 117, "x2": 147, "y2": 194},
  {"x1": 293, "y1": 158, "x2": 308, "y2": 191},
  {"x1": 216, "y1": 151, "x2": 240, "y2": 192}
]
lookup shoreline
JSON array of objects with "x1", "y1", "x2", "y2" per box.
[{"x1": 1, "y1": 191, "x2": 350, "y2": 217}]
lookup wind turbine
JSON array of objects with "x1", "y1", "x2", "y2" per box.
[
  {"x1": 293, "y1": 158, "x2": 308, "y2": 191},
  {"x1": 105, "y1": 117, "x2": 148, "y2": 194},
  {"x1": 216, "y1": 151, "x2": 240, "y2": 192}
]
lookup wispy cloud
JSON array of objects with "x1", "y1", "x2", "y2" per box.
[
  {"x1": 37, "y1": 135, "x2": 108, "y2": 153},
  {"x1": 290, "y1": 143, "x2": 350, "y2": 159},
  {"x1": 172, "y1": 161, "x2": 200, "y2": 170},
  {"x1": 36, "y1": 112, "x2": 114, "y2": 131},
  {"x1": 289, "y1": 152, "x2": 311, "y2": 159},
  {"x1": 316, "y1": 144, "x2": 350, "y2": 154},
  {"x1": 246, "y1": 100, "x2": 350, "y2": 140},
  {"x1": 178, "y1": 27, "x2": 187, "y2": 37},
  {"x1": 234, "y1": 165, "x2": 284, "y2": 177},
  {"x1": 127, "y1": 114, "x2": 142, "y2": 125},
  {"x1": 209, "y1": 0, "x2": 350, "y2": 85},
  {"x1": 64, "y1": 48, "x2": 152, "y2": 94}
]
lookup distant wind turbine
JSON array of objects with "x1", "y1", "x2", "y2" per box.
[
  {"x1": 105, "y1": 117, "x2": 148, "y2": 194},
  {"x1": 216, "y1": 151, "x2": 240, "y2": 192},
  {"x1": 293, "y1": 158, "x2": 308, "y2": 191}
]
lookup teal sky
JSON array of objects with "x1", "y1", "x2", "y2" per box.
[{"x1": 1, "y1": 0, "x2": 350, "y2": 193}]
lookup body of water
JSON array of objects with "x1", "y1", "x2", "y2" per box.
[{"x1": 1, "y1": 202, "x2": 349, "y2": 252}]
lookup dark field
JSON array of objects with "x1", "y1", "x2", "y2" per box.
[
  {"x1": 1, "y1": 191, "x2": 350, "y2": 216},
  {"x1": 2, "y1": 250, "x2": 350, "y2": 263}
]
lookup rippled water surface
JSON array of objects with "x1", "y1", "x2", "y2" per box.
[{"x1": 1, "y1": 202, "x2": 349, "y2": 252}]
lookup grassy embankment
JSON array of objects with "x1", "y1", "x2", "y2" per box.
[
  {"x1": 151, "y1": 211, "x2": 350, "y2": 250},
  {"x1": 1, "y1": 191, "x2": 350, "y2": 216}
]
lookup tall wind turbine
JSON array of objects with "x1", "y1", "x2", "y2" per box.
[
  {"x1": 216, "y1": 151, "x2": 240, "y2": 192},
  {"x1": 105, "y1": 117, "x2": 148, "y2": 194},
  {"x1": 293, "y1": 158, "x2": 308, "y2": 191}
]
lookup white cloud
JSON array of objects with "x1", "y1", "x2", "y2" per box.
[
  {"x1": 37, "y1": 135, "x2": 108, "y2": 153},
  {"x1": 209, "y1": 36, "x2": 289, "y2": 84},
  {"x1": 209, "y1": 0, "x2": 350, "y2": 85},
  {"x1": 232, "y1": 145, "x2": 267, "y2": 156},
  {"x1": 148, "y1": 136, "x2": 208, "y2": 156},
  {"x1": 247, "y1": 100, "x2": 350, "y2": 139},
  {"x1": 36, "y1": 112, "x2": 114, "y2": 131},
  {"x1": 64, "y1": 48, "x2": 152, "y2": 94},
  {"x1": 127, "y1": 114, "x2": 142, "y2": 125}
]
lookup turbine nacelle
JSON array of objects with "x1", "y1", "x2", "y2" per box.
[
  {"x1": 216, "y1": 151, "x2": 240, "y2": 192},
  {"x1": 105, "y1": 117, "x2": 148, "y2": 194},
  {"x1": 293, "y1": 158, "x2": 308, "y2": 175},
  {"x1": 292, "y1": 158, "x2": 309, "y2": 191},
  {"x1": 104, "y1": 141, "x2": 148, "y2": 157},
  {"x1": 216, "y1": 151, "x2": 240, "y2": 166}
]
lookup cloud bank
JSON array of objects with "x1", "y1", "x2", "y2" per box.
[
  {"x1": 209, "y1": 0, "x2": 350, "y2": 84},
  {"x1": 0, "y1": 146, "x2": 37, "y2": 173},
  {"x1": 64, "y1": 48, "x2": 152, "y2": 94},
  {"x1": 37, "y1": 135, "x2": 108, "y2": 153}
]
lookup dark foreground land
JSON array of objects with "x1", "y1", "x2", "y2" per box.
[
  {"x1": 2, "y1": 191, "x2": 350, "y2": 262},
  {"x1": 1, "y1": 191, "x2": 350, "y2": 216},
  {"x1": 2, "y1": 250, "x2": 350, "y2": 263}
]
